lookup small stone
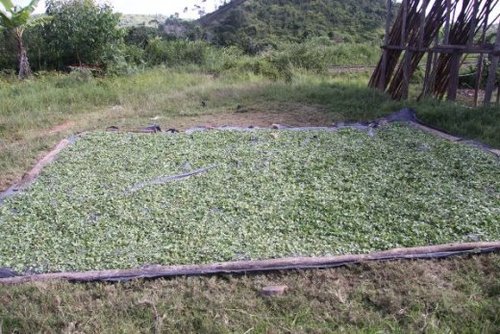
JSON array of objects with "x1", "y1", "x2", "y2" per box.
[
  {"x1": 235, "y1": 105, "x2": 248, "y2": 113},
  {"x1": 106, "y1": 126, "x2": 119, "y2": 132},
  {"x1": 142, "y1": 125, "x2": 161, "y2": 133},
  {"x1": 261, "y1": 285, "x2": 288, "y2": 297}
]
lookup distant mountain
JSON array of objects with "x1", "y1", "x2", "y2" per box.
[{"x1": 197, "y1": 0, "x2": 388, "y2": 52}]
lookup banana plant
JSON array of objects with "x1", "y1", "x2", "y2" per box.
[{"x1": 0, "y1": 0, "x2": 41, "y2": 79}]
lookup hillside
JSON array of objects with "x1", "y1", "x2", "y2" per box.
[{"x1": 198, "y1": 0, "x2": 388, "y2": 52}]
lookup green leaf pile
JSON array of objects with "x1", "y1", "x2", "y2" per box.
[{"x1": 0, "y1": 124, "x2": 498, "y2": 273}]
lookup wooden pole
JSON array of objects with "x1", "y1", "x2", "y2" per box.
[
  {"x1": 401, "y1": 0, "x2": 410, "y2": 99},
  {"x1": 468, "y1": 0, "x2": 479, "y2": 45},
  {"x1": 419, "y1": 0, "x2": 429, "y2": 48},
  {"x1": 447, "y1": 51, "x2": 461, "y2": 101},
  {"x1": 444, "y1": 0, "x2": 452, "y2": 44},
  {"x1": 419, "y1": 0, "x2": 430, "y2": 98},
  {"x1": 378, "y1": 0, "x2": 394, "y2": 90},
  {"x1": 422, "y1": 51, "x2": 434, "y2": 98},
  {"x1": 484, "y1": 22, "x2": 500, "y2": 106},
  {"x1": 474, "y1": 0, "x2": 492, "y2": 106},
  {"x1": 427, "y1": 31, "x2": 441, "y2": 97}
]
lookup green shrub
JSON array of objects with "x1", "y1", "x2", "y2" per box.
[{"x1": 145, "y1": 39, "x2": 214, "y2": 67}]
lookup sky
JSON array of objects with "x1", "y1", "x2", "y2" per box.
[
  {"x1": 27, "y1": 0, "x2": 224, "y2": 19},
  {"x1": 9, "y1": 0, "x2": 500, "y2": 21}
]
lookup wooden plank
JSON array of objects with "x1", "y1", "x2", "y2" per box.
[
  {"x1": 1, "y1": 242, "x2": 499, "y2": 284},
  {"x1": 382, "y1": 44, "x2": 496, "y2": 54}
]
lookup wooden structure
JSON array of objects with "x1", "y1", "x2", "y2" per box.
[{"x1": 369, "y1": 0, "x2": 500, "y2": 106}]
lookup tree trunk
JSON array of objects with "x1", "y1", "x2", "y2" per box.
[{"x1": 15, "y1": 29, "x2": 32, "y2": 80}]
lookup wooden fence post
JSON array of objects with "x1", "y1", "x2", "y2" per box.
[{"x1": 484, "y1": 23, "x2": 500, "y2": 106}]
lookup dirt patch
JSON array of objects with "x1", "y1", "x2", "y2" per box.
[
  {"x1": 47, "y1": 120, "x2": 76, "y2": 134},
  {"x1": 143, "y1": 104, "x2": 332, "y2": 131}
]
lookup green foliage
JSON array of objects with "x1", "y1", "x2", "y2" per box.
[
  {"x1": 0, "y1": 0, "x2": 40, "y2": 30},
  {"x1": 0, "y1": 125, "x2": 498, "y2": 273},
  {"x1": 0, "y1": 28, "x2": 16, "y2": 69},
  {"x1": 124, "y1": 25, "x2": 158, "y2": 48},
  {"x1": 43, "y1": 0, "x2": 124, "y2": 69},
  {"x1": 201, "y1": 0, "x2": 388, "y2": 51},
  {"x1": 264, "y1": 39, "x2": 380, "y2": 73},
  {"x1": 145, "y1": 38, "x2": 213, "y2": 67},
  {"x1": 0, "y1": 0, "x2": 42, "y2": 78}
]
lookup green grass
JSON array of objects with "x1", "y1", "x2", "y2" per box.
[
  {"x1": 1, "y1": 68, "x2": 499, "y2": 191},
  {"x1": 1, "y1": 254, "x2": 499, "y2": 333},
  {"x1": 1, "y1": 125, "x2": 498, "y2": 273}
]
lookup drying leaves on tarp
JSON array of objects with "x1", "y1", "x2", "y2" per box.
[{"x1": 0, "y1": 124, "x2": 498, "y2": 274}]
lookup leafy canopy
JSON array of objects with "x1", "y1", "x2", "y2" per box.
[{"x1": 0, "y1": 0, "x2": 40, "y2": 30}]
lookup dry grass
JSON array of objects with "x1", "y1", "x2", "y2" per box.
[{"x1": 1, "y1": 254, "x2": 499, "y2": 333}]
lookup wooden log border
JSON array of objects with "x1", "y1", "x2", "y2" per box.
[
  {"x1": 1, "y1": 242, "x2": 498, "y2": 284},
  {"x1": 0, "y1": 115, "x2": 498, "y2": 284},
  {"x1": 0, "y1": 138, "x2": 73, "y2": 202}
]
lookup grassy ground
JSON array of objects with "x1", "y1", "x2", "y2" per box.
[
  {"x1": 0, "y1": 68, "x2": 499, "y2": 332},
  {"x1": 1, "y1": 68, "x2": 499, "y2": 190},
  {"x1": 1, "y1": 254, "x2": 499, "y2": 333}
]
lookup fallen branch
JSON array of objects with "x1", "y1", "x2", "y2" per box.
[
  {"x1": 1, "y1": 242, "x2": 498, "y2": 284},
  {"x1": 125, "y1": 165, "x2": 218, "y2": 194}
]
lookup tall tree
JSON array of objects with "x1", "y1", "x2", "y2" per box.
[
  {"x1": 45, "y1": 0, "x2": 122, "y2": 68},
  {"x1": 0, "y1": 0, "x2": 40, "y2": 79}
]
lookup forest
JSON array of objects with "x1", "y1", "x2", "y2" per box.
[{"x1": 0, "y1": 0, "x2": 387, "y2": 76}]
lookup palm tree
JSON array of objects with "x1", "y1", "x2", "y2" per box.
[{"x1": 0, "y1": 0, "x2": 41, "y2": 79}]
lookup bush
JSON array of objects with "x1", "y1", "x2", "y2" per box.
[
  {"x1": 145, "y1": 39, "x2": 215, "y2": 67},
  {"x1": 272, "y1": 39, "x2": 380, "y2": 72},
  {"x1": 44, "y1": 0, "x2": 124, "y2": 69}
]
